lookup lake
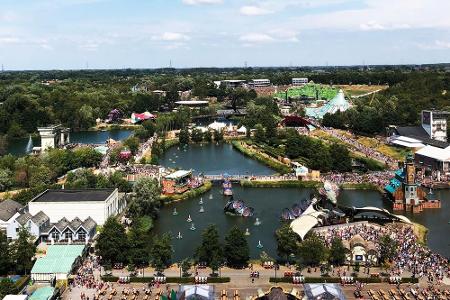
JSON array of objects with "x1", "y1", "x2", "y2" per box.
[
  {"x1": 6, "y1": 129, "x2": 133, "y2": 156},
  {"x1": 156, "y1": 143, "x2": 450, "y2": 260}
]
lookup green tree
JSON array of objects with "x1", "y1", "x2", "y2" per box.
[
  {"x1": 0, "y1": 279, "x2": 17, "y2": 299},
  {"x1": 213, "y1": 130, "x2": 224, "y2": 142},
  {"x1": 378, "y1": 234, "x2": 398, "y2": 263},
  {"x1": 12, "y1": 227, "x2": 36, "y2": 275},
  {"x1": 203, "y1": 130, "x2": 212, "y2": 142},
  {"x1": 275, "y1": 224, "x2": 299, "y2": 262},
  {"x1": 96, "y1": 217, "x2": 128, "y2": 265},
  {"x1": 127, "y1": 218, "x2": 151, "y2": 267},
  {"x1": 28, "y1": 165, "x2": 53, "y2": 188},
  {"x1": 0, "y1": 231, "x2": 11, "y2": 275},
  {"x1": 195, "y1": 224, "x2": 223, "y2": 274},
  {"x1": 0, "y1": 135, "x2": 8, "y2": 156},
  {"x1": 78, "y1": 104, "x2": 96, "y2": 130},
  {"x1": 72, "y1": 147, "x2": 102, "y2": 168},
  {"x1": 123, "y1": 136, "x2": 140, "y2": 154},
  {"x1": 179, "y1": 127, "x2": 190, "y2": 145},
  {"x1": 150, "y1": 233, "x2": 173, "y2": 274},
  {"x1": 253, "y1": 124, "x2": 266, "y2": 143},
  {"x1": 297, "y1": 233, "x2": 328, "y2": 267},
  {"x1": 129, "y1": 177, "x2": 161, "y2": 219},
  {"x1": 224, "y1": 226, "x2": 249, "y2": 268},
  {"x1": 329, "y1": 143, "x2": 352, "y2": 172},
  {"x1": 328, "y1": 237, "x2": 346, "y2": 266},
  {"x1": 0, "y1": 169, "x2": 13, "y2": 192},
  {"x1": 191, "y1": 128, "x2": 204, "y2": 143},
  {"x1": 181, "y1": 258, "x2": 192, "y2": 277}
]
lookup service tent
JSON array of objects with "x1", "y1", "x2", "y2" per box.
[
  {"x1": 207, "y1": 121, "x2": 226, "y2": 131},
  {"x1": 303, "y1": 283, "x2": 346, "y2": 300},
  {"x1": 181, "y1": 285, "x2": 214, "y2": 300}
]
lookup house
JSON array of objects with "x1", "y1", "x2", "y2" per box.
[
  {"x1": 0, "y1": 200, "x2": 24, "y2": 237},
  {"x1": 7, "y1": 211, "x2": 50, "y2": 241}
]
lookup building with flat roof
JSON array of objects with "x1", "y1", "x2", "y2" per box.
[
  {"x1": 248, "y1": 79, "x2": 271, "y2": 88},
  {"x1": 28, "y1": 189, "x2": 122, "y2": 225},
  {"x1": 292, "y1": 77, "x2": 308, "y2": 86},
  {"x1": 214, "y1": 79, "x2": 246, "y2": 89}
]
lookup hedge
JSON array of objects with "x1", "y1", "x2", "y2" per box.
[
  {"x1": 269, "y1": 277, "x2": 419, "y2": 284},
  {"x1": 101, "y1": 276, "x2": 230, "y2": 284}
]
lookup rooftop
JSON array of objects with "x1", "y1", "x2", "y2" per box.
[
  {"x1": 165, "y1": 170, "x2": 192, "y2": 179},
  {"x1": 31, "y1": 189, "x2": 115, "y2": 203},
  {"x1": 0, "y1": 199, "x2": 23, "y2": 222}
]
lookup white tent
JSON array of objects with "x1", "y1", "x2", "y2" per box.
[
  {"x1": 290, "y1": 199, "x2": 326, "y2": 240},
  {"x1": 303, "y1": 283, "x2": 346, "y2": 300},
  {"x1": 207, "y1": 121, "x2": 226, "y2": 131},
  {"x1": 181, "y1": 285, "x2": 214, "y2": 300},
  {"x1": 227, "y1": 123, "x2": 234, "y2": 132},
  {"x1": 237, "y1": 126, "x2": 247, "y2": 134}
]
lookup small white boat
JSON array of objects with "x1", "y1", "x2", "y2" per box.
[
  {"x1": 172, "y1": 208, "x2": 178, "y2": 216},
  {"x1": 190, "y1": 223, "x2": 196, "y2": 231},
  {"x1": 187, "y1": 215, "x2": 192, "y2": 222},
  {"x1": 199, "y1": 206, "x2": 205, "y2": 213},
  {"x1": 199, "y1": 198, "x2": 203, "y2": 205},
  {"x1": 176, "y1": 232, "x2": 183, "y2": 239},
  {"x1": 245, "y1": 228, "x2": 250, "y2": 236},
  {"x1": 209, "y1": 194, "x2": 213, "y2": 200},
  {"x1": 254, "y1": 218, "x2": 261, "y2": 226},
  {"x1": 257, "y1": 240, "x2": 263, "y2": 249}
]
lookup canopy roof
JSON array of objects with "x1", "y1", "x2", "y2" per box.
[
  {"x1": 207, "y1": 121, "x2": 226, "y2": 131},
  {"x1": 305, "y1": 89, "x2": 351, "y2": 119},
  {"x1": 31, "y1": 245, "x2": 85, "y2": 275},
  {"x1": 290, "y1": 200, "x2": 326, "y2": 240},
  {"x1": 415, "y1": 145, "x2": 450, "y2": 162},
  {"x1": 165, "y1": 170, "x2": 192, "y2": 180},
  {"x1": 304, "y1": 283, "x2": 346, "y2": 300}
]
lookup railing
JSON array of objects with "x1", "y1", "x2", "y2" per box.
[{"x1": 203, "y1": 175, "x2": 297, "y2": 181}]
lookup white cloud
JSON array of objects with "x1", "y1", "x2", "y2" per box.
[
  {"x1": 153, "y1": 32, "x2": 190, "y2": 42},
  {"x1": 418, "y1": 40, "x2": 450, "y2": 50},
  {"x1": 239, "y1": 33, "x2": 274, "y2": 43},
  {"x1": 182, "y1": 0, "x2": 222, "y2": 5},
  {"x1": 240, "y1": 6, "x2": 274, "y2": 16},
  {"x1": 0, "y1": 37, "x2": 21, "y2": 44}
]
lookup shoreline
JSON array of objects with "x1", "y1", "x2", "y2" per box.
[{"x1": 230, "y1": 140, "x2": 291, "y2": 175}]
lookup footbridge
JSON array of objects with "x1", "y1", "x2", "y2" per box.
[{"x1": 203, "y1": 174, "x2": 297, "y2": 184}]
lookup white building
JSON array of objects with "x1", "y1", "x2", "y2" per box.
[
  {"x1": 214, "y1": 79, "x2": 246, "y2": 89},
  {"x1": 292, "y1": 78, "x2": 308, "y2": 86},
  {"x1": 421, "y1": 110, "x2": 449, "y2": 142},
  {"x1": 0, "y1": 199, "x2": 23, "y2": 237},
  {"x1": 6, "y1": 211, "x2": 49, "y2": 241},
  {"x1": 36, "y1": 124, "x2": 70, "y2": 152},
  {"x1": 249, "y1": 79, "x2": 271, "y2": 88},
  {"x1": 28, "y1": 189, "x2": 122, "y2": 225}
]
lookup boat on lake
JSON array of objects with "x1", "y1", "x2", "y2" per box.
[{"x1": 224, "y1": 199, "x2": 254, "y2": 217}]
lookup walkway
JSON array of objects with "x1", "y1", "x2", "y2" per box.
[{"x1": 203, "y1": 175, "x2": 297, "y2": 183}]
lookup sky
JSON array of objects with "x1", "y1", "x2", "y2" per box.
[{"x1": 0, "y1": 0, "x2": 450, "y2": 70}]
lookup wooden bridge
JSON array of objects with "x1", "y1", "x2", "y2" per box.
[{"x1": 203, "y1": 174, "x2": 297, "y2": 183}]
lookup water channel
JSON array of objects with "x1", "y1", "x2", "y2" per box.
[
  {"x1": 156, "y1": 143, "x2": 450, "y2": 261},
  {"x1": 6, "y1": 129, "x2": 133, "y2": 156}
]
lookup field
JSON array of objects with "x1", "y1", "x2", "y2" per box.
[
  {"x1": 274, "y1": 84, "x2": 388, "y2": 100},
  {"x1": 356, "y1": 136, "x2": 409, "y2": 161},
  {"x1": 274, "y1": 84, "x2": 338, "y2": 100}
]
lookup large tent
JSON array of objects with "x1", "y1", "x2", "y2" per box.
[
  {"x1": 303, "y1": 284, "x2": 346, "y2": 300},
  {"x1": 305, "y1": 89, "x2": 351, "y2": 119},
  {"x1": 131, "y1": 112, "x2": 156, "y2": 124}
]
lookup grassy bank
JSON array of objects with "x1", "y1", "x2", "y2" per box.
[
  {"x1": 340, "y1": 183, "x2": 381, "y2": 191},
  {"x1": 164, "y1": 138, "x2": 180, "y2": 150},
  {"x1": 412, "y1": 222, "x2": 428, "y2": 245},
  {"x1": 240, "y1": 180, "x2": 322, "y2": 189},
  {"x1": 160, "y1": 181, "x2": 212, "y2": 203},
  {"x1": 231, "y1": 140, "x2": 291, "y2": 174}
]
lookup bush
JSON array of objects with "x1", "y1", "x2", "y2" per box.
[
  {"x1": 160, "y1": 181, "x2": 212, "y2": 202},
  {"x1": 14, "y1": 275, "x2": 30, "y2": 291}
]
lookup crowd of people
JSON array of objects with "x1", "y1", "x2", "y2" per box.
[
  {"x1": 322, "y1": 171, "x2": 394, "y2": 189},
  {"x1": 72, "y1": 256, "x2": 105, "y2": 294},
  {"x1": 316, "y1": 223, "x2": 449, "y2": 284}
]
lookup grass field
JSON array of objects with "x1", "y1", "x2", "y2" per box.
[
  {"x1": 274, "y1": 84, "x2": 338, "y2": 100},
  {"x1": 356, "y1": 136, "x2": 409, "y2": 161}
]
